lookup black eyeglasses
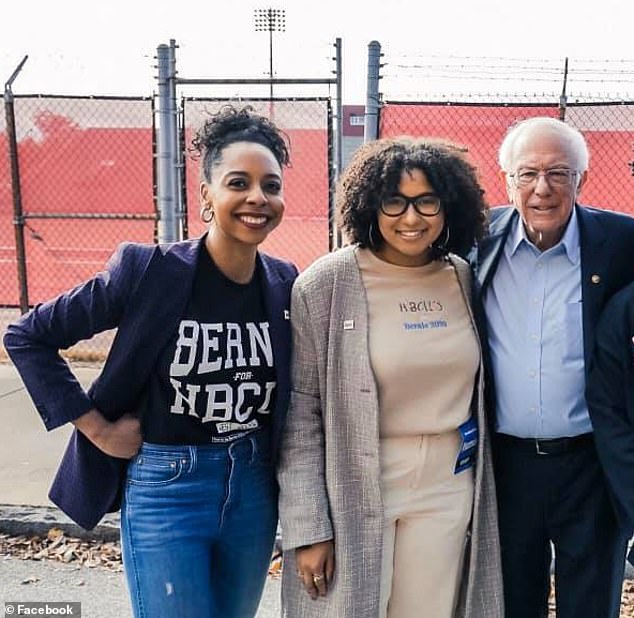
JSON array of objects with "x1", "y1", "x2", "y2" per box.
[{"x1": 380, "y1": 193, "x2": 442, "y2": 217}]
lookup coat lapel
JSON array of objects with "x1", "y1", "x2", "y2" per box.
[
  {"x1": 90, "y1": 237, "x2": 203, "y2": 416},
  {"x1": 476, "y1": 207, "x2": 516, "y2": 291},
  {"x1": 347, "y1": 247, "x2": 378, "y2": 399},
  {"x1": 577, "y1": 205, "x2": 610, "y2": 370},
  {"x1": 259, "y1": 253, "x2": 294, "y2": 455}
]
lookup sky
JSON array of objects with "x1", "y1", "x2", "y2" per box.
[{"x1": 1, "y1": 0, "x2": 634, "y2": 104}]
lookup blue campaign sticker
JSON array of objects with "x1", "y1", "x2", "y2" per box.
[{"x1": 454, "y1": 416, "x2": 478, "y2": 474}]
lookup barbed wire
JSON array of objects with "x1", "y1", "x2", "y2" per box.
[
  {"x1": 383, "y1": 94, "x2": 559, "y2": 103},
  {"x1": 383, "y1": 55, "x2": 634, "y2": 90},
  {"x1": 391, "y1": 63, "x2": 567, "y2": 73},
  {"x1": 386, "y1": 74, "x2": 634, "y2": 86},
  {"x1": 388, "y1": 52, "x2": 565, "y2": 62},
  {"x1": 386, "y1": 71, "x2": 564, "y2": 82},
  {"x1": 381, "y1": 90, "x2": 634, "y2": 103},
  {"x1": 387, "y1": 52, "x2": 634, "y2": 65},
  {"x1": 389, "y1": 66, "x2": 634, "y2": 78}
]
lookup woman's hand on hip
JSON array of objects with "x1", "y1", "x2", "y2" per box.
[
  {"x1": 73, "y1": 409, "x2": 142, "y2": 458},
  {"x1": 295, "y1": 540, "x2": 335, "y2": 600}
]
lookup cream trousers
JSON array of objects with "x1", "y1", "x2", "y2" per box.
[{"x1": 379, "y1": 431, "x2": 474, "y2": 618}]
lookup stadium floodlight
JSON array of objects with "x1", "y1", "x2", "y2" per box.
[{"x1": 253, "y1": 8, "x2": 286, "y2": 100}]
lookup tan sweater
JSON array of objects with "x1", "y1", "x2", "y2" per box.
[{"x1": 357, "y1": 248, "x2": 479, "y2": 438}]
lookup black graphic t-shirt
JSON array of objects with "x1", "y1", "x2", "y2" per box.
[{"x1": 141, "y1": 250, "x2": 276, "y2": 444}]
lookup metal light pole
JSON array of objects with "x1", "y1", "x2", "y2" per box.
[{"x1": 253, "y1": 8, "x2": 286, "y2": 101}]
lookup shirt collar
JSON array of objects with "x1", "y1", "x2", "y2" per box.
[{"x1": 507, "y1": 207, "x2": 580, "y2": 264}]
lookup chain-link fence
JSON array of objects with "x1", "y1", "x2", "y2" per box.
[
  {"x1": 1, "y1": 95, "x2": 334, "y2": 359},
  {"x1": 379, "y1": 101, "x2": 634, "y2": 215},
  {"x1": 5, "y1": 58, "x2": 633, "y2": 361},
  {"x1": 565, "y1": 104, "x2": 634, "y2": 213},
  {"x1": 182, "y1": 98, "x2": 333, "y2": 271},
  {"x1": 1, "y1": 95, "x2": 156, "y2": 359}
]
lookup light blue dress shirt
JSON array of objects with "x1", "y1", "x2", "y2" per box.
[{"x1": 484, "y1": 209, "x2": 590, "y2": 438}]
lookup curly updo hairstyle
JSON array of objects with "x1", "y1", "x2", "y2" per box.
[
  {"x1": 338, "y1": 137, "x2": 488, "y2": 259},
  {"x1": 191, "y1": 105, "x2": 290, "y2": 182}
]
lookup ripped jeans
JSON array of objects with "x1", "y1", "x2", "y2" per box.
[{"x1": 120, "y1": 432, "x2": 278, "y2": 618}]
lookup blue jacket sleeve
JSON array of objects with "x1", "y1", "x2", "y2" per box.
[
  {"x1": 586, "y1": 289, "x2": 634, "y2": 536},
  {"x1": 3, "y1": 242, "x2": 144, "y2": 431}
]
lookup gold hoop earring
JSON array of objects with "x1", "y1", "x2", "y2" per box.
[
  {"x1": 432, "y1": 225, "x2": 450, "y2": 251},
  {"x1": 200, "y1": 205, "x2": 214, "y2": 224}
]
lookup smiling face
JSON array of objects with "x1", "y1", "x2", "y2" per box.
[
  {"x1": 504, "y1": 127, "x2": 587, "y2": 250},
  {"x1": 375, "y1": 168, "x2": 445, "y2": 267},
  {"x1": 200, "y1": 141, "x2": 284, "y2": 251}
]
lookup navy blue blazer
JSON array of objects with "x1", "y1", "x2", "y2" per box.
[
  {"x1": 3, "y1": 236, "x2": 298, "y2": 530},
  {"x1": 587, "y1": 282, "x2": 634, "y2": 537}
]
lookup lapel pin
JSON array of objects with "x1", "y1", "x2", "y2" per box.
[
  {"x1": 590, "y1": 274, "x2": 601, "y2": 284},
  {"x1": 283, "y1": 310, "x2": 290, "y2": 320},
  {"x1": 343, "y1": 319, "x2": 355, "y2": 330}
]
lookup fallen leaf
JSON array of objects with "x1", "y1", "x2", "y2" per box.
[{"x1": 20, "y1": 576, "x2": 40, "y2": 585}]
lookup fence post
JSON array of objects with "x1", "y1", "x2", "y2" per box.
[
  {"x1": 156, "y1": 41, "x2": 181, "y2": 244},
  {"x1": 178, "y1": 94, "x2": 189, "y2": 240},
  {"x1": 331, "y1": 37, "x2": 343, "y2": 250},
  {"x1": 334, "y1": 38, "x2": 343, "y2": 180},
  {"x1": 364, "y1": 41, "x2": 381, "y2": 142},
  {"x1": 4, "y1": 56, "x2": 29, "y2": 314},
  {"x1": 327, "y1": 102, "x2": 335, "y2": 252},
  {"x1": 559, "y1": 57, "x2": 569, "y2": 121}
]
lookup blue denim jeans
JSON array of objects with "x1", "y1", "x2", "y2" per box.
[{"x1": 120, "y1": 432, "x2": 278, "y2": 618}]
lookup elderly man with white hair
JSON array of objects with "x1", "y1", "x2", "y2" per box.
[{"x1": 473, "y1": 116, "x2": 634, "y2": 617}]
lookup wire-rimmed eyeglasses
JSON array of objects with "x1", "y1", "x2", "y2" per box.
[
  {"x1": 508, "y1": 168, "x2": 579, "y2": 188},
  {"x1": 380, "y1": 193, "x2": 442, "y2": 217}
]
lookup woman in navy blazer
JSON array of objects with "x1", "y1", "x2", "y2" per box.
[{"x1": 4, "y1": 106, "x2": 298, "y2": 618}]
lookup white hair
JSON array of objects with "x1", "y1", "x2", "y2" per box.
[{"x1": 498, "y1": 117, "x2": 589, "y2": 172}]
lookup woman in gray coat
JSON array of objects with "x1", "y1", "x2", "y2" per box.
[{"x1": 277, "y1": 137, "x2": 503, "y2": 618}]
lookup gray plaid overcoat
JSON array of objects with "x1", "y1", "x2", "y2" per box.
[{"x1": 278, "y1": 245, "x2": 503, "y2": 618}]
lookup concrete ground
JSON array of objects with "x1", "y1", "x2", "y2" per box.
[
  {"x1": 0, "y1": 557, "x2": 282, "y2": 617},
  {"x1": 0, "y1": 360, "x2": 283, "y2": 616},
  {"x1": 0, "y1": 361, "x2": 88, "y2": 507}
]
